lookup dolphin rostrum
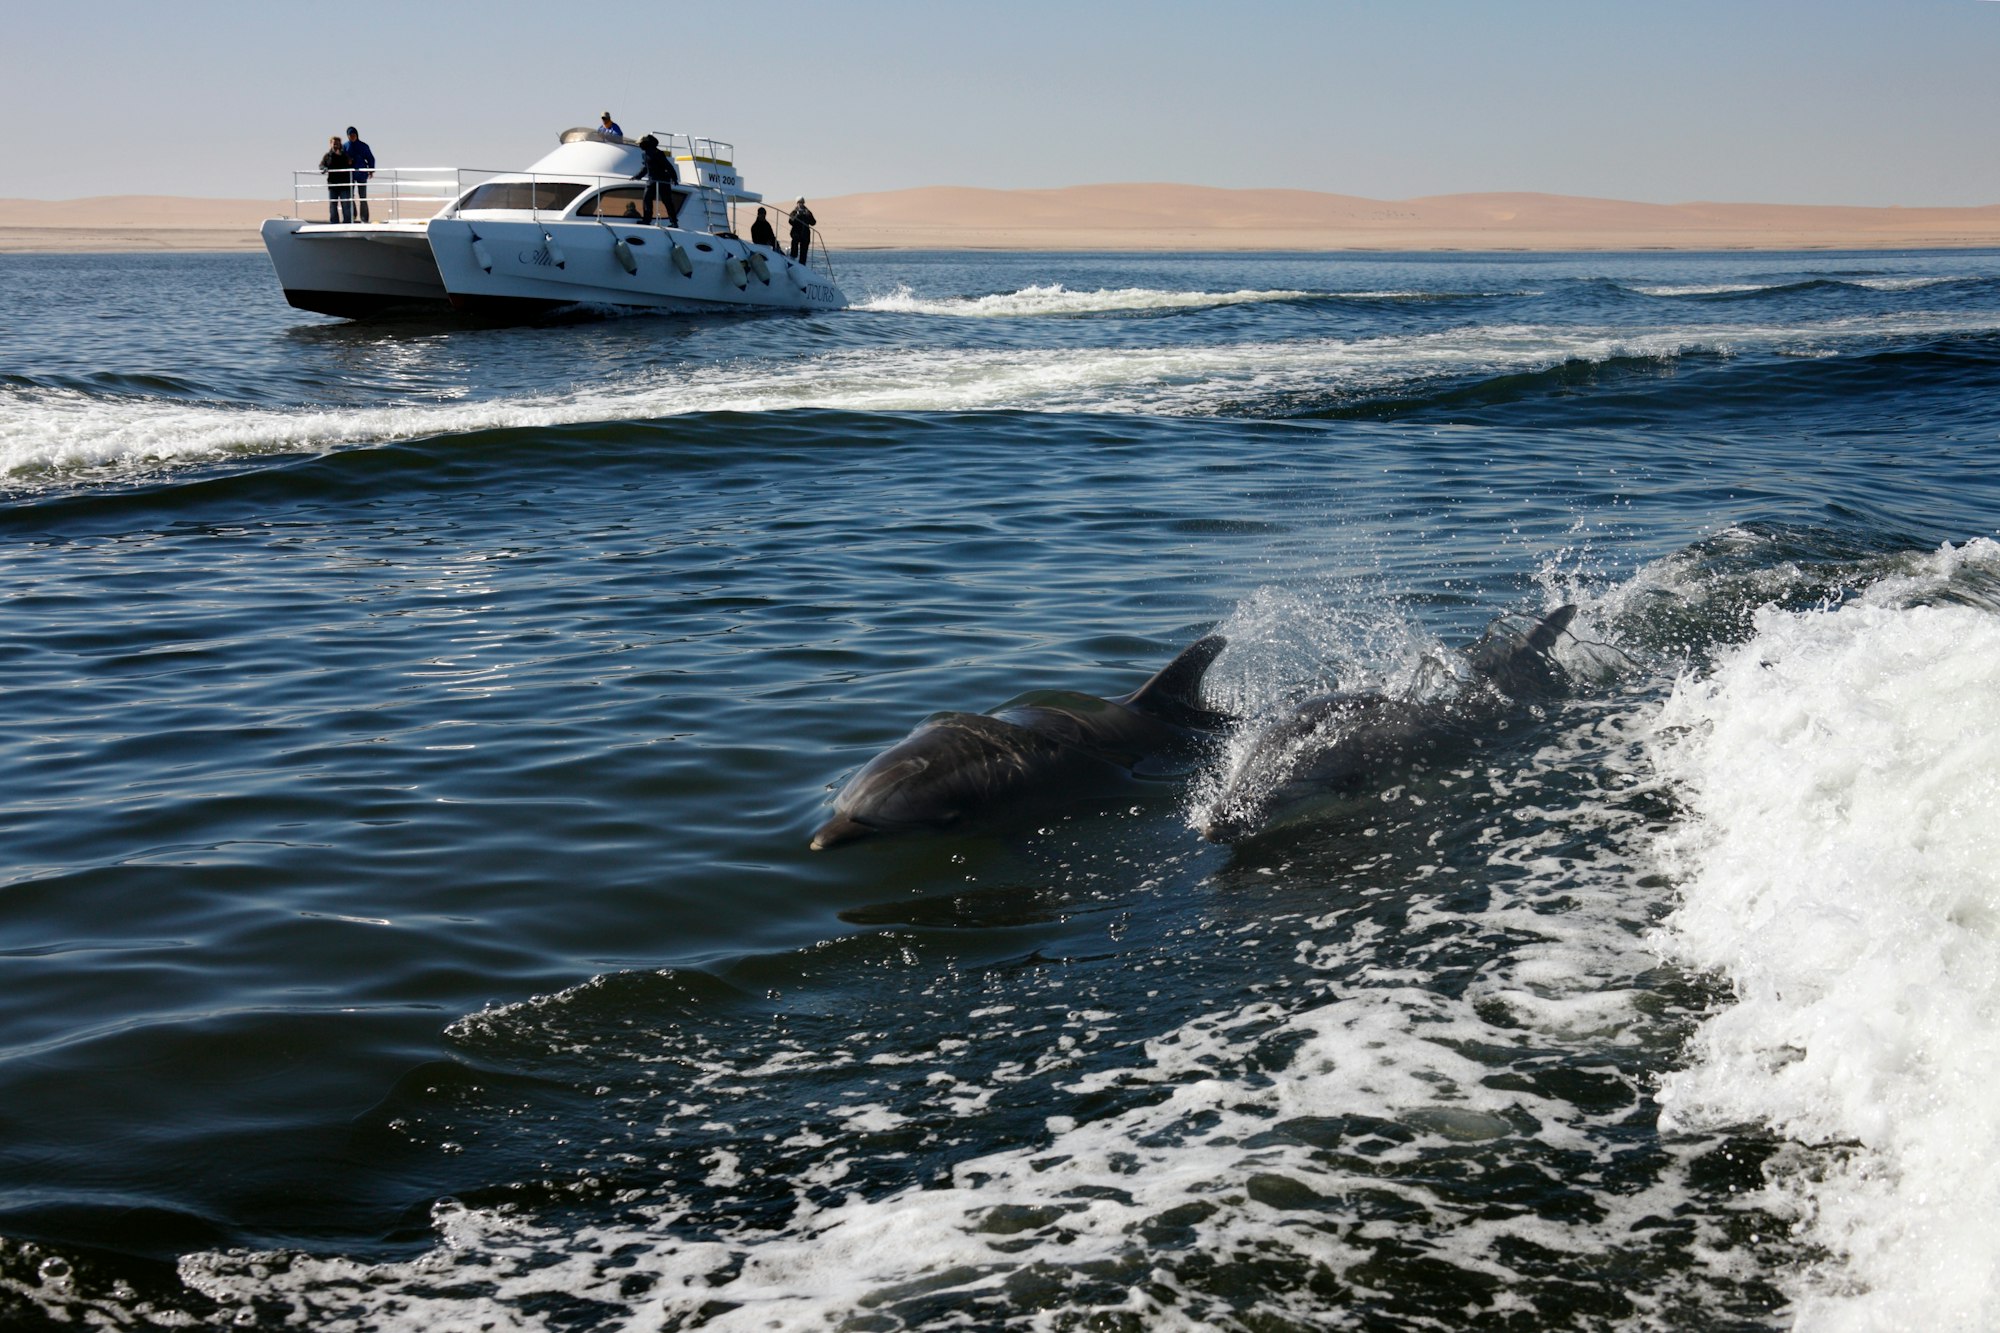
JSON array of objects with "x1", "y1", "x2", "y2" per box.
[
  {"x1": 1200, "y1": 606, "x2": 1577, "y2": 843},
  {"x1": 811, "y1": 635, "x2": 1232, "y2": 850}
]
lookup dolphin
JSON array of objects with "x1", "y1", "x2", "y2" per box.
[
  {"x1": 1200, "y1": 605, "x2": 1577, "y2": 843},
  {"x1": 811, "y1": 635, "x2": 1232, "y2": 850}
]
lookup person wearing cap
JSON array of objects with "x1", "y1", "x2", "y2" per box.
[
  {"x1": 344, "y1": 127, "x2": 376, "y2": 223},
  {"x1": 630, "y1": 134, "x2": 679, "y2": 226},
  {"x1": 319, "y1": 135, "x2": 352, "y2": 223},
  {"x1": 599, "y1": 112, "x2": 624, "y2": 140},
  {"x1": 787, "y1": 198, "x2": 816, "y2": 262}
]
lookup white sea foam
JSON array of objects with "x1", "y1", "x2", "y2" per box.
[
  {"x1": 182, "y1": 926, "x2": 1689, "y2": 1330},
  {"x1": 855, "y1": 283, "x2": 1314, "y2": 316},
  {"x1": 1630, "y1": 283, "x2": 1776, "y2": 298},
  {"x1": 1647, "y1": 540, "x2": 2000, "y2": 1330},
  {"x1": 1849, "y1": 275, "x2": 1962, "y2": 292},
  {"x1": 852, "y1": 284, "x2": 1531, "y2": 315}
]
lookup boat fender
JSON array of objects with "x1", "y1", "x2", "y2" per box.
[
  {"x1": 746, "y1": 251, "x2": 770, "y2": 285},
  {"x1": 612, "y1": 236, "x2": 638, "y2": 274},
  {"x1": 542, "y1": 231, "x2": 567, "y2": 270},
  {"x1": 469, "y1": 230, "x2": 494, "y2": 274},
  {"x1": 670, "y1": 242, "x2": 694, "y2": 278},
  {"x1": 724, "y1": 255, "x2": 747, "y2": 290}
]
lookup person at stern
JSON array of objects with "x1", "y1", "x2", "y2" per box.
[{"x1": 787, "y1": 198, "x2": 816, "y2": 262}]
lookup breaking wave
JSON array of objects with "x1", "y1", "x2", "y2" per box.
[
  {"x1": 1648, "y1": 538, "x2": 2000, "y2": 1330},
  {"x1": 1628, "y1": 275, "x2": 1982, "y2": 299}
]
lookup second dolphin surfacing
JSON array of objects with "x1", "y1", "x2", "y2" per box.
[
  {"x1": 810, "y1": 636, "x2": 1231, "y2": 850},
  {"x1": 1200, "y1": 605, "x2": 1578, "y2": 843}
]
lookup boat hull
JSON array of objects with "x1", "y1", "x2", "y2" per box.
[
  {"x1": 425, "y1": 217, "x2": 846, "y2": 314},
  {"x1": 260, "y1": 219, "x2": 449, "y2": 317}
]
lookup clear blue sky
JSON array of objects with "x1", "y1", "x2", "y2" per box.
[{"x1": 10, "y1": 0, "x2": 1998, "y2": 205}]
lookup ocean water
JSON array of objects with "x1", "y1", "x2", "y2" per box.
[{"x1": 1, "y1": 246, "x2": 1998, "y2": 1331}]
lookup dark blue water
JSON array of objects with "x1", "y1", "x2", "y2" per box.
[{"x1": 3, "y1": 249, "x2": 1999, "y2": 1330}]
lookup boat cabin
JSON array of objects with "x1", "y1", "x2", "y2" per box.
[{"x1": 446, "y1": 130, "x2": 760, "y2": 236}]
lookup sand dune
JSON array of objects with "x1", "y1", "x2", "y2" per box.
[
  {"x1": 0, "y1": 197, "x2": 290, "y2": 253},
  {"x1": 812, "y1": 184, "x2": 2000, "y2": 252},
  {"x1": 5, "y1": 186, "x2": 2000, "y2": 254}
]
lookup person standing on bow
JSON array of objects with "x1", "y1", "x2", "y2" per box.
[
  {"x1": 631, "y1": 135, "x2": 679, "y2": 227},
  {"x1": 319, "y1": 135, "x2": 351, "y2": 223},
  {"x1": 749, "y1": 206, "x2": 778, "y2": 250},
  {"x1": 344, "y1": 126, "x2": 375, "y2": 223},
  {"x1": 787, "y1": 198, "x2": 815, "y2": 263}
]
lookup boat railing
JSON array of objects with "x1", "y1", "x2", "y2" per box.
[
  {"x1": 290, "y1": 167, "x2": 468, "y2": 223},
  {"x1": 555, "y1": 128, "x2": 729, "y2": 165},
  {"x1": 806, "y1": 228, "x2": 837, "y2": 284},
  {"x1": 680, "y1": 137, "x2": 734, "y2": 166},
  {"x1": 292, "y1": 166, "x2": 712, "y2": 225}
]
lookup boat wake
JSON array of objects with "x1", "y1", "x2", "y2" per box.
[
  {"x1": 855, "y1": 282, "x2": 1317, "y2": 317},
  {"x1": 9, "y1": 310, "x2": 1996, "y2": 486}
]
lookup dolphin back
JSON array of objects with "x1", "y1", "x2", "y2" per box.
[
  {"x1": 811, "y1": 635, "x2": 1233, "y2": 851},
  {"x1": 1468, "y1": 605, "x2": 1577, "y2": 699},
  {"x1": 1115, "y1": 634, "x2": 1231, "y2": 730},
  {"x1": 809, "y1": 711, "x2": 1118, "y2": 849}
]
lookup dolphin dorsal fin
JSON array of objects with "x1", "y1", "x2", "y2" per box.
[
  {"x1": 1523, "y1": 604, "x2": 1577, "y2": 653},
  {"x1": 1469, "y1": 605, "x2": 1577, "y2": 697},
  {"x1": 1118, "y1": 634, "x2": 1229, "y2": 724}
]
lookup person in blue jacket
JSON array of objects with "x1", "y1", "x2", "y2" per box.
[
  {"x1": 344, "y1": 127, "x2": 376, "y2": 223},
  {"x1": 631, "y1": 134, "x2": 680, "y2": 227},
  {"x1": 598, "y1": 112, "x2": 623, "y2": 140}
]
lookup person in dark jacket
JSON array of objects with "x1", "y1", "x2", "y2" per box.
[
  {"x1": 344, "y1": 126, "x2": 376, "y2": 223},
  {"x1": 787, "y1": 198, "x2": 815, "y2": 262},
  {"x1": 319, "y1": 136, "x2": 351, "y2": 223},
  {"x1": 631, "y1": 135, "x2": 680, "y2": 227},
  {"x1": 748, "y1": 206, "x2": 778, "y2": 249}
]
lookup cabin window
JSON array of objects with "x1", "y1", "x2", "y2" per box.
[
  {"x1": 575, "y1": 187, "x2": 649, "y2": 219},
  {"x1": 459, "y1": 181, "x2": 589, "y2": 212}
]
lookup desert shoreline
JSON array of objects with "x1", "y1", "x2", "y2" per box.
[{"x1": 6, "y1": 185, "x2": 2000, "y2": 255}]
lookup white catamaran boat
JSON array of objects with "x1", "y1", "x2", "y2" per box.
[{"x1": 261, "y1": 128, "x2": 845, "y2": 319}]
